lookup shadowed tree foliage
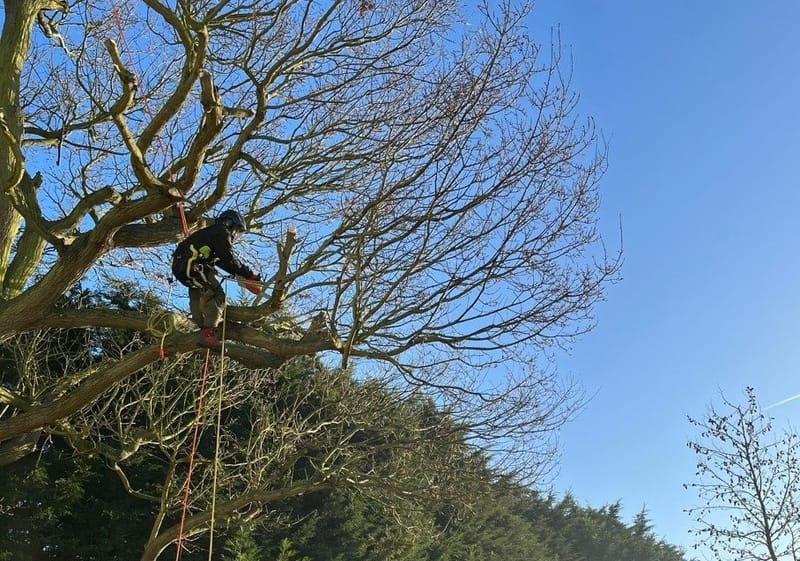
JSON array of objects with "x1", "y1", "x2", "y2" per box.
[
  {"x1": 1, "y1": 438, "x2": 691, "y2": 561},
  {"x1": 2, "y1": 283, "x2": 586, "y2": 561},
  {"x1": 686, "y1": 387, "x2": 800, "y2": 561},
  {"x1": 0, "y1": 439, "x2": 158, "y2": 561},
  {"x1": 0, "y1": 290, "x2": 689, "y2": 561}
]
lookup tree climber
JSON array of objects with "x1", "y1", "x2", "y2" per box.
[{"x1": 172, "y1": 209, "x2": 262, "y2": 347}]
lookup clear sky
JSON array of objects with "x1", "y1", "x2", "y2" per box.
[{"x1": 526, "y1": 0, "x2": 800, "y2": 554}]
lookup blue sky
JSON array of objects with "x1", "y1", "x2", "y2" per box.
[{"x1": 526, "y1": 0, "x2": 800, "y2": 553}]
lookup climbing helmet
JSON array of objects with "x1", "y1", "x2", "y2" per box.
[{"x1": 217, "y1": 209, "x2": 247, "y2": 233}]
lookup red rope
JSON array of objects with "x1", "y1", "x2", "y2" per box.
[
  {"x1": 109, "y1": 6, "x2": 197, "y2": 555},
  {"x1": 176, "y1": 203, "x2": 190, "y2": 238},
  {"x1": 174, "y1": 348, "x2": 212, "y2": 561}
]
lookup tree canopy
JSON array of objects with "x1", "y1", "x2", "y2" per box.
[{"x1": 0, "y1": 0, "x2": 618, "y2": 470}]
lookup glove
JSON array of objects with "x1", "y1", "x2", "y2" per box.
[{"x1": 240, "y1": 273, "x2": 263, "y2": 295}]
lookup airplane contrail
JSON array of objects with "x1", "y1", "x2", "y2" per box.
[{"x1": 765, "y1": 392, "x2": 800, "y2": 411}]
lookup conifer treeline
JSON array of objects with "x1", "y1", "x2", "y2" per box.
[{"x1": 0, "y1": 287, "x2": 687, "y2": 561}]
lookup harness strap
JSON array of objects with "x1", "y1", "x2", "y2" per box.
[{"x1": 185, "y1": 244, "x2": 213, "y2": 288}]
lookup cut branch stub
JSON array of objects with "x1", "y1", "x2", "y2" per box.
[{"x1": 104, "y1": 39, "x2": 137, "y2": 116}]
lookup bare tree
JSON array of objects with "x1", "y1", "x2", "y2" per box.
[
  {"x1": 685, "y1": 387, "x2": 800, "y2": 561},
  {"x1": 0, "y1": 0, "x2": 616, "y2": 480}
]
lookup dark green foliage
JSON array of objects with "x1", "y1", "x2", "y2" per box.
[
  {"x1": 426, "y1": 483, "x2": 550, "y2": 561},
  {"x1": 523, "y1": 494, "x2": 687, "y2": 561},
  {"x1": 220, "y1": 526, "x2": 264, "y2": 561},
  {"x1": 225, "y1": 484, "x2": 689, "y2": 561},
  {"x1": 0, "y1": 286, "x2": 688, "y2": 561},
  {"x1": 255, "y1": 492, "x2": 432, "y2": 561},
  {"x1": 0, "y1": 441, "x2": 155, "y2": 561}
]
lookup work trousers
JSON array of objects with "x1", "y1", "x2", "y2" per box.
[{"x1": 187, "y1": 270, "x2": 226, "y2": 329}]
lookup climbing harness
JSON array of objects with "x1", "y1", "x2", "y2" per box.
[{"x1": 185, "y1": 245, "x2": 212, "y2": 287}]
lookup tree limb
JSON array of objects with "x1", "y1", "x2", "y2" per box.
[{"x1": 104, "y1": 39, "x2": 177, "y2": 197}]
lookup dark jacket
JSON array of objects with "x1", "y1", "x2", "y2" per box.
[{"x1": 172, "y1": 222, "x2": 254, "y2": 288}]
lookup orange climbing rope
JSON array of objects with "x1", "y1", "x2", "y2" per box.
[
  {"x1": 177, "y1": 203, "x2": 190, "y2": 237},
  {"x1": 174, "y1": 302, "x2": 229, "y2": 561},
  {"x1": 108, "y1": 6, "x2": 209, "y2": 559},
  {"x1": 174, "y1": 349, "x2": 211, "y2": 561}
]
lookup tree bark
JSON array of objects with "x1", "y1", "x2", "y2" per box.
[
  {"x1": 0, "y1": 430, "x2": 40, "y2": 466},
  {"x1": 0, "y1": 0, "x2": 41, "y2": 296}
]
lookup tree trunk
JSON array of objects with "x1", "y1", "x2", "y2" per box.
[{"x1": 0, "y1": 0, "x2": 40, "y2": 297}]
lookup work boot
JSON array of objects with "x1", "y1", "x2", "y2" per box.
[{"x1": 197, "y1": 327, "x2": 220, "y2": 347}]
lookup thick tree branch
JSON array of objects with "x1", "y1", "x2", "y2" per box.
[
  {"x1": 2, "y1": 172, "x2": 67, "y2": 256},
  {"x1": 113, "y1": 216, "x2": 195, "y2": 248},
  {"x1": 0, "y1": 384, "x2": 31, "y2": 411},
  {"x1": 105, "y1": 39, "x2": 177, "y2": 197},
  {"x1": 0, "y1": 109, "x2": 23, "y2": 191},
  {"x1": 0, "y1": 431, "x2": 40, "y2": 466},
  {"x1": 266, "y1": 226, "x2": 297, "y2": 310},
  {"x1": 177, "y1": 70, "x2": 223, "y2": 191},
  {"x1": 33, "y1": 307, "x2": 341, "y2": 357},
  {"x1": 52, "y1": 185, "x2": 123, "y2": 233}
]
